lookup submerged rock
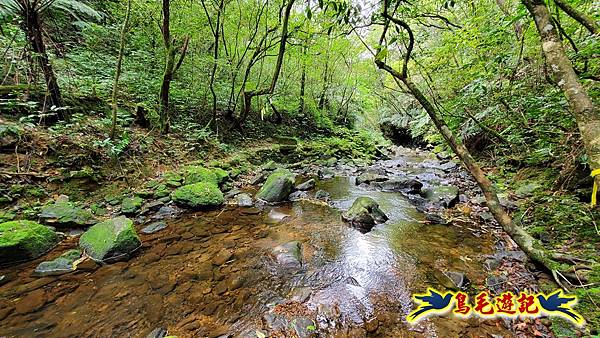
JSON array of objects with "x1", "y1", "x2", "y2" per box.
[
  {"x1": 342, "y1": 197, "x2": 388, "y2": 232},
  {"x1": 256, "y1": 169, "x2": 296, "y2": 203},
  {"x1": 314, "y1": 190, "x2": 330, "y2": 200},
  {"x1": 373, "y1": 177, "x2": 422, "y2": 194},
  {"x1": 356, "y1": 172, "x2": 388, "y2": 186},
  {"x1": 121, "y1": 196, "x2": 144, "y2": 214},
  {"x1": 272, "y1": 241, "x2": 302, "y2": 267},
  {"x1": 33, "y1": 249, "x2": 81, "y2": 276},
  {"x1": 79, "y1": 216, "x2": 141, "y2": 262},
  {"x1": 171, "y1": 182, "x2": 224, "y2": 209},
  {"x1": 295, "y1": 179, "x2": 316, "y2": 191},
  {"x1": 141, "y1": 221, "x2": 168, "y2": 234},
  {"x1": 289, "y1": 191, "x2": 309, "y2": 201},
  {"x1": 39, "y1": 197, "x2": 94, "y2": 226},
  {"x1": 0, "y1": 220, "x2": 59, "y2": 265},
  {"x1": 421, "y1": 185, "x2": 459, "y2": 208},
  {"x1": 236, "y1": 193, "x2": 253, "y2": 207}
]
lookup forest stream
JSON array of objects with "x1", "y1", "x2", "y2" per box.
[{"x1": 0, "y1": 147, "x2": 526, "y2": 337}]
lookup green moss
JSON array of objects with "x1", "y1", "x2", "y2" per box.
[
  {"x1": 256, "y1": 168, "x2": 295, "y2": 202},
  {"x1": 0, "y1": 220, "x2": 59, "y2": 264},
  {"x1": 39, "y1": 199, "x2": 94, "y2": 226},
  {"x1": 171, "y1": 182, "x2": 224, "y2": 208},
  {"x1": 153, "y1": 184, "x2": 171, "y2": 198},
  {"x1": 79, "y1": 216, "x2": 141, "y2": 262},
  {"x1": 184, "y1": 166, "x2": 218, "y2": 185},
  {"x1": 211, "y1": 167, "x2": 229, "y2": 184},
  {"x1": 121, "y1": 196, "x2": 143, "y2": 214}
]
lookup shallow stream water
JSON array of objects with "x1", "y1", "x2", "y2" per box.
[{"x1": 0, "y1": 152, "x2": 513, "y2": 337}]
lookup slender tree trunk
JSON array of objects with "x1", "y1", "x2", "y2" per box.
[
  {"x1": 24, "y1": 8, "x2": 63, "y2": 120},
  {"x1": 299, "y1": 48, "x2": 307, "y2": 114},
  {"x1": 159, "y1": 0, "x2": 173, "y2": 134},
  {"x1": 523, "y1": 0, "x2": 600, "y2": 204},
  {"x1": 553, "y1": 0, "x2": 598, "y2": 35},
  {"x1": 110, "y1": 0, "x2": 132, "y2": 140},
  {"x1": 241, "y1": 0, "x2": 295, "y2": 122}
]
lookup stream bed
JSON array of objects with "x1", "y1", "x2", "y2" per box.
[{"x1": 0, "y1": 149, "x2": 517, "y2": 337}]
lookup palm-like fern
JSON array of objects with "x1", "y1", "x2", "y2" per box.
[{"x1": 0, "y1": 0, "x2": 101, "y2": 22}]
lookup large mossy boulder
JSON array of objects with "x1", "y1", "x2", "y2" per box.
[
  {"x1": 184, "y1": 166, "x2": 229, "y2": 185},
  {"x1": 421, "y1": 185, "x2": 459, "y2": 208},
  {"x1": 171, "y1": 182, "x2": 224, "y2": 209},
  {"x1": 39, "y1": 198, "x2": 94, "y2": 226},
  {"x1": 342, "y1": 197, "x2": 388, "y2": 232},
  {"x1": 256, "y1": 168, "x2": 296, "y2": 203},
  {"x1": 0, "y1": 220, "x2": 59, "y2": 264},
  {"x1": 79, "y1": 216, "x2": 141, "y2": 262}
]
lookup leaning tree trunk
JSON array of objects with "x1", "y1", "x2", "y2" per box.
[
  {"x1": 523, "y1": 0, "x2": 600, "y2": 205},
  {"x1": 553, "y1": 0, "x2": 598, "y2": 35},
  {"x1": 24, "y1": 8, "x2": 64, "y2": 120}
]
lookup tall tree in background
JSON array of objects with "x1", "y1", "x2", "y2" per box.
[
  {"x1": 241, "y1": 0, "x2": 295, "y2": 123},
  {"x1": 522, "y1": 0, "x2": 600, "y2": 205},
  {"x1": 0, "y1": 0, "x2": 100, "y2": 121},
  {"x1": 110, "y1": 0, "x2": 131, "y2": 139},
  {"x1": 159, "y1": 0, "x2": 189, "y2": 134}
]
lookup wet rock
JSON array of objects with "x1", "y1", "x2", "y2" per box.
[
  {"x1": 33, "y1": 249, "x2": 81, "y2": 277},
  {"x1": 318, "y1": 168, "x2": 336, "y2": 179},
  {"x1": 420, "y1": 185, "x2": 459, "y2": 208},
  {"x1": 39, "y1": 197, "x2": 94, "y2": 226},
  {"x1": 224, "y1": 188, "x2": 241, "y2": 199},
  {"x1": 373, "y1": 177, "x2": 422, "y2": 193},
  {"x1": 250, "y1": 171, "x2": 270, "y2": 185},
  {"x1": 256, "y1": 169, "x2": 296, "y2": 203},
  {"x1": 479, "y1": 211, "x2": 494, "y2": 222},
  {"x1": 272, "y1": 241, "x2": 302, "y2": 267},
  {"x1": 153, "y1": 205, "x2": 179, "y2": 220},
  {"x1": 142, "y1": 221, "x2": 168, "y2": 234},
  {"x1": 121, "y1": 196, "x2": 144, "y2": 215},
  {"x1": 79, "y1": 216, "x2": 141, "y2": 262},
  {"x1": 438, "y1": 161, "x2": 458, "y2": 172},
  {"x1": 227, "y1": 274, "x2": 245, "y2": 291},
  {"x1": 315, "y1": 190, "x2": 330, "y2": 200},
  {"x1": 365, "y1": 317, "x2": 379, "y2": 333},
  {"x1": 0, "y1": 275, "x2": 8, "y2": 287},
  {"x1": 266, "y1": 210, "x2": 290, "y2": 224},
  {"x1": 0, "y1": 220, "x2": 59, "y2": 265},
  {"x1": 424, "y1": 213, "x2": 447, "y2": 225},
  {"x1": 290, "y1": 287, "x2": 312, "y2": 303},
  {"x1": 212, "y1": 251, "x2": 233, "y2": 266},
  {"x1": 171, "y1": 182, "x2": 224, "y2": 209},
  {"x1": 146, "y1": 327, "x2": 168, "y2": 338},
  {"x1": 356, "y1": 172, "x2": 388, "y2": 185},
  {"x1": 15, "y1": 289, "x2": 47, "y2": 314},
  {"x1": 289, "y1": 191, "x2": 309, "y2": 201},
  {"x1": 76, "y1": 258, "x2": 99, "y2": 271},
  {"x1": 444, "y1": 271, "x2": 469, "y2": 289},
  {"x1": 295, "y1": 179, "x2": 316, "y2": 191},
  {"x1": 341, "y1": 197, "x2": 388, "y2": 232},
  {"x1": 291, "y1": 316, "x2": 317, "y2": 338},
  {"x1": 236, "y1": 193, "x2": 253, "y2": 207}
]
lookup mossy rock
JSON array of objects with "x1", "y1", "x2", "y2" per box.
[
  {"x1": 39, "y1": 199, "x2": 94, "y2": 226},
  {"x1": 211, "y1": 168, "x2": 229, "y2": 184},
  {"x1": 33, "y1": 249, "x2": 81, "y2": 276},
  {"x1": 171, "y1": 182, "x2": 224, "y2": 209},
  {"x1": 79, "y1": 216, "x2": 141, "y2": 262},
  {"x1": 184, "y1": 166, "x2": 218, "y2": 185},
  {"x1": 0, "y1": 220, "x2": 59, "y2": 265},
  {"x1": 256, "y1": 168, "x2": 296, "y2": 203},
  {"x1": 342, "y1": 197, "x2": 388, "y2": 232},
  {"x1": 121, "y1": 196, "x2": 144, "y2": 214},
  {"x1": 153, "y1": 184, "x2": 171, "y2": 198}
]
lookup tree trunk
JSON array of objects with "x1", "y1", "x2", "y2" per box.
[
  {"x1": 553, "y1": 0, "x2": 598, "y2": 35},
  {"x1": 299, "y1": 54, "x2": 306, "y2": 114},
  {"x1": 24, "y1": 8, "x2": 63, "y2": 120},
  {"x1": 523, "y1": 0, "x2": 600, "y2": 205},
  {"x1": 242, "y1": 0, "x2": 295, "y2": 122},
  {"x1": 110, "y1": 0, "x2": 132, "y2": 140}
]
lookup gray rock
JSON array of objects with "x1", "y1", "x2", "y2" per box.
[
  {"x1": 224, "y1": 188, "x2": 241, "y2": 199},
  {"x1": 421, "y1": 185, "x2": 459, "y2": 208},
  {"x1": 444, "y1": 271, "x2": 469, "y2": 289},
  {"x1": 146, "y1": 328, "x2": 168, "y2": 338},
  {"x1": 355, "y1": 172, "x2": 388, "y2": 186},
  {"x1": 318, "y1": 168, "x2": 336, "y2": 179},
  {"x1": 34, "y1": 249, "x2": 81, "y2": 276},
  {"x1": 236, "y1": 193, "x2": 253, "y2": 207},
  {"x1": 142, "y1": 221, "x2": 168, "y2": 234},
  {"x1": 341, "y1": 197, "x2": 388, "y2": 232},
  {"x1": 272, "y1": 241, "x2": 302, "y2": 267},
  {"x1": 291, "y1": 316, "x2": 317, "y2": 338},
  {"x1": 373, "y1": 177, "x2": 422, "y2": 193},
  {"x1": 314, "y1": 190, "x2": 330, "y2": 200},
  {"x1": 289, "y1": 191, "x2": 309, "y2": 201},
  {"x1": 152, "y1": 205, "x2": 179, "y2": 220},
  {"x1": 79, "y1": 216, "x2": 141, "y2": 262},
  {"x1": 295, "y1": 179, "x2": 316, "y2": 191}
]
